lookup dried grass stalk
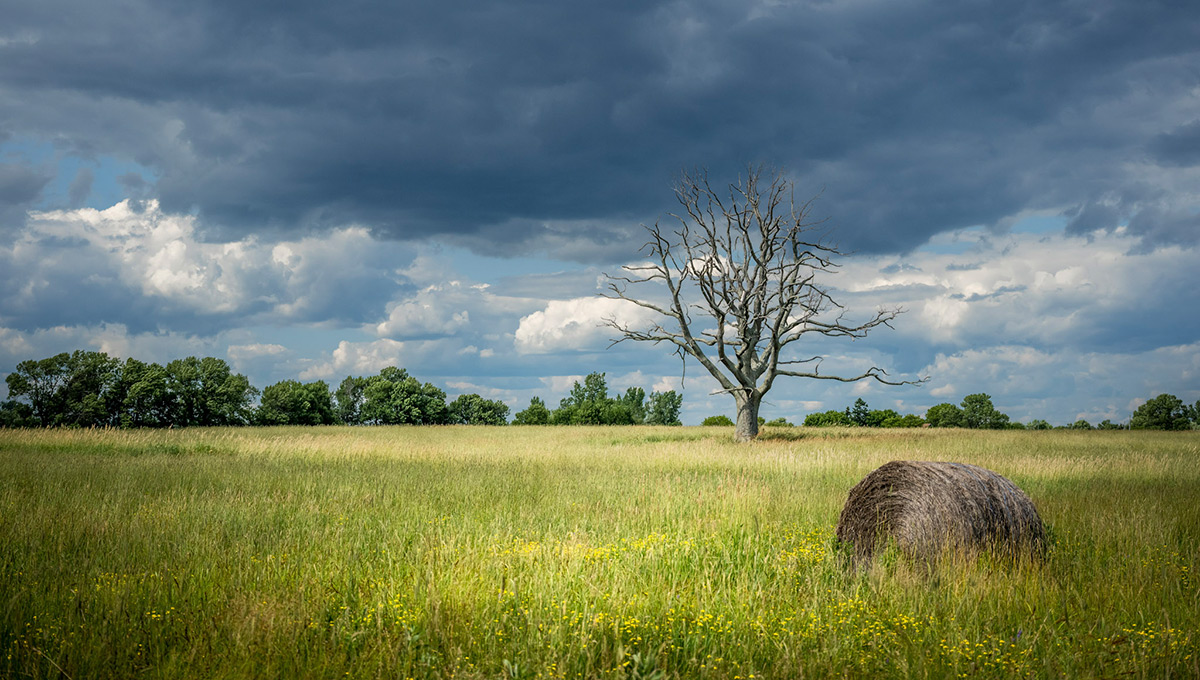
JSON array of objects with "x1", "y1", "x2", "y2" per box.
[{"x1": 836, "y1": 460, "x2": 1046, "y2": 568}]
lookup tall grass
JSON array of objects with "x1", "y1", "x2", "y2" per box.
[{"x1": 1, "y1": 426, "x2": 1197, "y2": 678}]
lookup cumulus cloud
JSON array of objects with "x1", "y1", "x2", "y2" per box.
[
  {"x1": 226, "y1": 343, "x2": 288, "y2": 361},
  {"x1": 836, "y1": 226, "x2": 1200, "y2": 355},
  {"x1": 0, "y1": 200, "x2": 414, "y2": 333},
  {"x1": 538, "y1": 375, "x2": 587, "y2": 394},
  {"x1": 298, "y1": 339, "x2": 409, "y2": 381},
  {"x1": 295, "y1": 335, "x2": 502, "y2": 383},
  {"x1": 374, "y1": 282, "x2": 473, "y2": 339},
  {"x1": 514, "y1": 297, "x2": 656, "y2": 354}
]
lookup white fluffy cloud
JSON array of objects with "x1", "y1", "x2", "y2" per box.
[
  {"x1": 836, "y1": 225, "x2": 1198, "y2": 352},
  {"x1": 514, "y1": 296, "x2": 656, "y2": 354},
  {"x1": 26, "y1": 201, "x2": 281, "y2": 314},
  {"x1": 298, "y1": 339, "x2": 409, "y2": 381},
  {"x1": 3, "y1": 200, "x2": 413, "y2": 329},
  {"x1": 374, "y1": 282, "x2": 473, "y2": 339}
]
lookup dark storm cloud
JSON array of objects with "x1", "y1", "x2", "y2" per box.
[
  {"x1": 2, "y1": 0, "x2": 1198, "y2": 256},
  {"x1": 0, "y1": 163, "x2": 47, "y2": 205},
  {"x1": 0, "y1": 162, "x2": 50, "y2": 238},
  {"x1": 1148, "y1": 120, "x2": 1200, "y2": 168}
]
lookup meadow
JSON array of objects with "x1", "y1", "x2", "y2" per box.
[{"x1": 1, "y1": 426, "x2": 1197, "y2": 679}]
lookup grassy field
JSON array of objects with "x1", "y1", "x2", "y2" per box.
[{"x1": 1, "y1": 426, "x2": 1197, "y2": 679}]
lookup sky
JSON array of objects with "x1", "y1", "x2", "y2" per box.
[{"x1": 1, "y1": 0, "x2": 1198, "y2": 426}]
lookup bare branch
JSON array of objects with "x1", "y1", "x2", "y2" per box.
[{"x1": 776, "y1": 367, "x2": 929, "y2": 387}]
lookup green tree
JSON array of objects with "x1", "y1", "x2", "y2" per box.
[
  {"x1": 848, "y1": 398, "x2": 871, "y2": 426},
  {"x1": 1097, "y1": 419, "x2": 1122, "y2": 430},
  {"x1": 925, "y1": 403, "x2": 965, "y2": 428},
  {"x1": 116, "y1": 358, "x2": 172, "y2": 428},
  {"x1": 61, "y1": 351, "x2": 122, "y2": 426},
  {"x1": 566, "y1": 373, "x2": 610, "y2": 408},
  {"x1": 5, "y1": 353, "x2": 72, "y2": 425},
  {"x1": 601, "y1": 401, "x2": 638, "y2": 425},
  {"x1": 621, "y1": 387, "x2": 647, "y2": 424},
  {"x1": 164, "y1": 357, "x2": 257, "y2": 426},
  {"x1": 256, "y1": 380, "x2": 336, "y2": 425},
  {"x1": 5, "y1": 351, "x2": 122, "y2": 427},
  {"x1": 334, "y1": 376, "x2": 368, "y2": 425},
  {"x1": 959, "y1": 393, "x2": 1010, "y2": 429},
  {"x1": 360, "y1": 367, "x2": 449, "y2": 425},
  {"x1": 513, "y1": 397, "x2": 551, "y2": 425},
  {"x1": 645, "y1": 391, "x2": 683, "y2": 426},
  {"x1": 1069, "y1": 419, "x2": 1093, "y2": 430},
  {"x1": 1130, "y1": 394, "x2": 1191, "y2": 430},
  {"x1": 880, "y1": 413, "x2": 925, "y2": 428},
  {"x1": 448, "y1": 394, "x2": 510, "y2": 425},
  {"x1": 553, "y1": 373, "x2": 612, "y2": 425},
  {"x1": 765, "y1": 417, "x2": 793, "y2": 427},
  {"x1": 1027, "y1": 419, "x2": 1052, "y2": 430},
  {"x1": 803, "y1": 410, "x2": 852, "y2": 427},
  {"x1": 552, "y1": 402, "x2": 600, "y2": 425},
  {"x1": 0, "y1": 400, "x2": 36, "y2": 428},
  {"x1": 863, "y1": 408, "x2": 899, "y2": 427},
  {"x1": 702, "y1": 415, "x2": 734, "y2": 427},
  {"x1": 548, "y1": 374, "x2": 680, "y2": 425}
]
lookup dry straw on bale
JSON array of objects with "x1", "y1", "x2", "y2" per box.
[{"x1": 836, "y1": 460, "x2": 1046, "y2": 568}]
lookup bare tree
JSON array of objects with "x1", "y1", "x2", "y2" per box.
[{"x1": 603, "y1": 167, "x2": 923, "y2": 442}]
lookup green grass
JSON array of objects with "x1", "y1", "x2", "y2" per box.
[{"x1": 1, "y1": 426, "x2": 1197, "y2": 679}]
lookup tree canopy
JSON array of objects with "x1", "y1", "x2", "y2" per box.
[
  {"x1": 1130, "y1": 394, "x2": 1192, "y2": 430},
  {"x1": 358, "y1": 367, "x2": 450, "y2": 425},
  {"x1": 256, "y1": 380, "x2": 337, "y2": 425},
  {"x1": 4, "y1": 352, "x2": 257, "y2": 428},
  {"x1": 512, "y1": 397, "x2": 551, "y2": 425},
  {"x1": 447, "y1": 393, "x2": 510, "y2": 426}
]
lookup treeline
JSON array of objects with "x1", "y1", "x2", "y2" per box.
[
  {"x1": 328, "y1": 367, "x2": 508, "y2": 426},
  {"x1": 511, "y1": 373, "x2": 682, "y2": 426},
  {"x1": 3, "y1": 352, "x2": 257, "y2": 428},
  {"x1": 0, "y1": 351, "x2": 684, "y2": 429},
  {"x1": 0, "y1": 350, "x2": 512, "y2": 428},
  {"x1": 924, "y1": 392, "x2": 1199, "y2": 430},
  {"x1": 4, "y1": 351, "x2": 1194, "y2": 431},
  {"x1": 704, "y1": 392, "x2": 1200, "y2": 431}
]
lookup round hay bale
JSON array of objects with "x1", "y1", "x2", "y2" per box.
[{"x1": 836, "y1": 461, "x2": 1046, "y2": 568}]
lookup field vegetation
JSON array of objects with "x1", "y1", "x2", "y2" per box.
[{"x1": 2, "y1": 426, "x2": 1197, "y2": 679}]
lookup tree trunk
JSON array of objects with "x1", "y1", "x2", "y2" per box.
[{"x1": 734, "y1": 393, "x2": 761, "y2": 442}]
